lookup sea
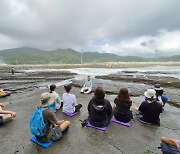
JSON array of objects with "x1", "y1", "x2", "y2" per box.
[{"x1": 21, "y1": 65, "x2": 180, "y2": 86}]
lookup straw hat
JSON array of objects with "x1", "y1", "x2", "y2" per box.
[
  {"x1": 144, "y1": 89, "x2": 156, "y2": 99},
  {"x1": 153, "y1": 83, "x2": 163, "y2": 90},
  {"x1": 40, "y1": 92, "x2": 55, "y2": 107}
]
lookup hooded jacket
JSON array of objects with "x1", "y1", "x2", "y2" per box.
[{"x1": 88, "y1": 96, "x2": 113, "y2": 127}]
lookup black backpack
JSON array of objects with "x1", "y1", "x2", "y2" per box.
[{"x1": 161, "y1": 142, "x2": 180, "y2": 154}]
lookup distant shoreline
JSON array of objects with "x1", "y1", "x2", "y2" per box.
[{"x1": 0, "y1": 62, "x2": 180, "y2": 70}]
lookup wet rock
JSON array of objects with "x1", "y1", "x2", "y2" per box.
[
  {"x1": 72, "y1": 77, "x2": 180, "y2": 107},
  {"x1": 0, "y1": 70, "x2": 76, "y2": 94},
  {"x1": 96, "y1": 74, "x2": 180, "y2": 88},
  {"x1": 142, "y1": 71, "x2": 179, "y2": 75},
  {"x1": 122, "y1": 70, "x2": 139, "y2": 73}
]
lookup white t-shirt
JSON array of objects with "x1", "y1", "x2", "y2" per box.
[
  {"x1": 84, "y1": 80, "x2": 92, "y2": 88},
  {"x1": 62, "y1": 93, "x2": 77, "y2": 113},
  {"x1": 51, "y1": 91, "x2": 61, "y2": 109}
]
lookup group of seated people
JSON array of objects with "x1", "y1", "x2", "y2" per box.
[
  {"x1": 87, "y1": 83, "x2": 168, "y2": 128},
  {"x1": 30, "y1": 78, "x2": 168, "y2": 142},
  {"x1": 1, "y1": 75, "x2": 179, "y2": 153}
]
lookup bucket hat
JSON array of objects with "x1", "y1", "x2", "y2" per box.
[
  {"x1": 144, "y1": 89, "x2": 156, "y2": 98},
  {"x1": 40, "y1": 92, "x2": 55, "y2": 107},
  {"x1": 154, "y1": 83, "x2": 163, "y2": 90}
]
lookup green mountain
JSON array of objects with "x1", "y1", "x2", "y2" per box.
[
  {"x1": 155, "y1": 55, "x2": 180, "y2": 62},
  {"x1": 0, "y1": 47, "x2": 43, "y2": 57},
  {"x1": 0, "y1": 47, "x2": 179, "y2": 64}
]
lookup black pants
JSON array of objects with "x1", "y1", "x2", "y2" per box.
[{"x1": 75, "y1": 104, "x2": 82, "y2": 112}]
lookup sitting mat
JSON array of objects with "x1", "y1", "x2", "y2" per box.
[
  {"x1": 112, "y1": 117, "x2": 131, "y2": 127},
  {"x1": 86, "y1": 122, "x2": 107, "y2": 131},
  {"x1": 137, "y1": 116, "x2": 152, "y2": 125},
  {"x1": 30, "y1": 136, "x2": 53, "y2": 148},
  {"x1": 63, "y1": 112, "x2": 78, "y2": 117}
]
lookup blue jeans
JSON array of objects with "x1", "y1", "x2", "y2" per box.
[{"x1": 161, "y1": 95, "x2": 168, "y2": 107}]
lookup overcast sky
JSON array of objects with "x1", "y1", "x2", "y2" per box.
[{"x1": 0, "y1": 0, "x2": 180, "y2": 57}]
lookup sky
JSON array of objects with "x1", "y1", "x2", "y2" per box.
[{"x1": 0, "y1": 0, "x2": 180, "y2": 57}]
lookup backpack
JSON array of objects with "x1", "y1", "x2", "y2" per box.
[
  {"x1": 161, "y1": 142, "x2": 180, "y2": 154},
  {"x1": 30, "y1": 107, "x2": 48, "y2": 137}
]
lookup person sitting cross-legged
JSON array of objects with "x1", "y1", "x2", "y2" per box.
[
  {"x1": 81, "y1": 76, "x2": 92, "y2": 94},
  {"x1": 34, "y1": 92, "x2": 70, "y2": 143},
  {"x1": 62, "y1": 85, "x2": 82, "y2": 113},
  {"x1": 88, "y1": 86, "x2": 113, "y2": 128},
  {"x1": 0, "y1": 103, "x2": 16, "y2": 124},
  {"x1": 135, "y1": 89, "x2": 162, "y2": 126},
  {"x1": 113, "y1": 88, "x2": 133, "y2": 123},
  {"x1": 154, "y1": 83, "x2": 168, "y2": 108},
  {"x1": 49, "y1": 84, "x2": 63, "y2": 111}
]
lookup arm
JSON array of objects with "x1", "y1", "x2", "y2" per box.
[
  {"x1": 90, "y1": 81, "x2": 92, "y2": 88},
  {"x1": 161, "y1": 137, "x2": 177, "y2": 147},
  {"x1": 133, "y1": 106, "x2": 139, "y2": 111},
  {"x1": 87, "y1": 99, "x2": 91, "y2": 113},
  {"x1": 0, "y1": 108, "x2": 16, "y2": 117},
  {"x1": 73, "y1": 95, "x2": 77, "y2": 106},
  {"x1": 113, "y1": 97, "x2": 118, "y2": 109},
  {"x1": 157, "y1": 96, "x2": 163, "y2": 106},
  {"x1": 0, "y1": 103, "x2": 5, "y2": 108},
  {"x1": 56, "y1": 120, "x2": 65, "y2": 126},
  {"x1": 83, "y1": 80, "x2": 86, "y2": 87},
  {"x1": 130, "y1": 101, "x2": 139, "y2": 111},
  {"x1": 113, "y1": 98, "x2": 117, "y2": 110},
  {"x1": 158, "y1": 101, "x2": 163, "y2": 106},
  {"x1": 138, "y1": 101, "x2": 146, "y2": 112},
  {"x1": 107, "y1": 101, "x2": 113, "y2": 117},
  {"x1": 129, "y1": 101, "x2": 133, "y2": 111},
  {"x1": 56, "y1": 94, "x2": 61, "y2": 105},
  {"x1": 47, "y1": 111, "x2": 62, "y2": 126},
  {"x1": 112, "y1": 104, "x2": 116, "y2": 109}
]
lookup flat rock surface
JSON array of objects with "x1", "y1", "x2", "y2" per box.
[
  {"x1": 0, "y1": 68, "x2": 180, "y2": 154},
  {"x1": 73, "y1": 78, "x2": 180, "y2": 107},
  {"x1": 0, "y1": 85, "x2": 180, "y2": 154}
]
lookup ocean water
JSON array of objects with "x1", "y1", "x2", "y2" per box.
[
  {"x1": 22, "y1": 66, "x2": 180, "y2": 79},
  {"x1": 67, "y1": 66, "x2": 180, "y2": 79},
  {"x1": 21, "y1": 66, "x2": 180, "y2": 87}
]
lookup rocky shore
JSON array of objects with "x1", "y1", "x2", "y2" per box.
[
  {"x1": 0, "y1": 66, "x2": 180, "y2": 154},
  {"x1": 0, "y1": 70, "x2": 76, "y2": 93},
  {"x1": 94, "y1": 71, "x2": 180, "y2": 107}
]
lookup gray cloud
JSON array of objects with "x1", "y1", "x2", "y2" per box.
[{"x1": 0, "y1": 0, "x2": 180, "y2": 56}]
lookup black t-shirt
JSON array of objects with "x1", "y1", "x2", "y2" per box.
[
  {"x1": 138, "y1": 101, "x2": 162, "y2": 124},
  {"x1": 114, "y1": 97, "x2": 132, "y2": 114},
  {"x1": 36, "y1": 109, "x2": 58, "y2": 142},
  {"x1": 88, "y1": 97, "x2": 113, "y2": 127},
  {"x1": 114, "y1": 97, "x2": 132, "y2": 122}
]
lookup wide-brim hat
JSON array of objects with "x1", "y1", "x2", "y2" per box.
[
  {"x1": 40, "y1": 92, "x2": 55, "y2": 107},
  {"x1": 144, "y1": 89, "x2": 156, "y2": 99},
  {"x1": 153, "y1": 83, "x2": 163, "y2": 90}
]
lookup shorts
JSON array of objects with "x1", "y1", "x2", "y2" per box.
[
  {"x1": 0, "y1": 114, "x2": 4, "y2": 124},
  {"x1": 51, "y1": 126, "x2": 62, "y2": 141}
]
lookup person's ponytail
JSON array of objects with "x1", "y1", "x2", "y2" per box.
[{"x1": 50, "y1": 84, "x2": 56, "y2": 93}]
